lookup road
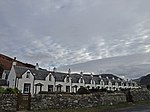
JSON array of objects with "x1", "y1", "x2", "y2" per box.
[{"x1": 116, "y1": 105, "x2": 150, "y2": 112}]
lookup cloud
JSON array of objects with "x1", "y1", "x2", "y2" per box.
[{"x1": 0, "y1": 0, "x2": 150, "y2": 73}]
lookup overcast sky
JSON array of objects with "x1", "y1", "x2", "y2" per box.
[{"x1": 0, "y1": 0, "x2": 150, "y2": 69}]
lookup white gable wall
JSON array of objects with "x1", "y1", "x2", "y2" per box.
[
  {"x1": 7, "y1": 65, "x2": 16, "y2": 88},
  {"x1": 34, "y1": 73, "x2": 55, "y2": 94},
  {"x1": 17, "y1": 70, "x2": 34, "y2": 94},
  {"x1": 1, "y1": 72, "x2": 6, "y2": 79}
]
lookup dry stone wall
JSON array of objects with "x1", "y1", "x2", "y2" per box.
[
  {"x1": 0, "y1": 94, "x2": 17, "y2": 112},
  {"x1": 1, "y1": 89, "x2": 150, "y2": 111},
  {"x1": 31, "y1": 93, "x2": 126, "y2": 111},
  {"x1": 130, "y1": 88, "x2": 150, "y2": 101}
]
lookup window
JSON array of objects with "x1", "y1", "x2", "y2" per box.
[
  {"x1": 23, "y1": 83, "x2": 31, "y2": 93},
  {"x1": 26, "y1": 72, "x2": 30, "y2": 78},
  {"x1": 80, "y1": 78, "x2": 83, "y2": 83},
  {"x1": 48, "y1": 85, "x2": 53, "y2": 92},
  {"x1": 105, "y1": 81, "x2": 109, "y2": 85},
  {"x1": 49, "y1": 75, "x2": 51, "y2": 81},
  {"x1": 66, "y1": 86, "x2": 70, "y2": 93},
  {"x1": 57, "y1": 85, "x2": 62, "y2": 92},
  {"x1": 91, "y1": 80, "x2": 94, "y2": 84},
  {"x1": 66, "y1": 77, "x2": 69, "y2": 83}
]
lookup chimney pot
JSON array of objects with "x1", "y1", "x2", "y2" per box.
[
  {"x1": 35, "y1": 63, "x2": 39, "y2": 70},
  {"x1": 12, "y1": 57, "x2": 17, "y2": 66}
]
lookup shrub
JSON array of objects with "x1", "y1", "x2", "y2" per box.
[
  {"x1": 0, "y1": 87, "x2": 5, "y2": 93},
  {"x1": 13, "y1": 88, "x2": 21, "y2": 93},
  {"x1": 89, "y1": 88, "x2": 99, "y2": 93},
  {"x1": 77, "y1": 87, "x2": 90, "y2": 94},
  {"x1": 4, "y1": 88, "x2": 15, "y2": 94},
  {"x1": 99, "y1": 88, "x2": 107, "y2": 92}
]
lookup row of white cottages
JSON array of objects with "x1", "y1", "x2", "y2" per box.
[{"x1": 1, "y1": 62, "x2": 138, "y2": 94}]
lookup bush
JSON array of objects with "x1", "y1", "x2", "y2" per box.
[
  {"x1": 77, "y1": 87, "x2": 90, "y2": 94},
  {"x1": 99, "y1": 88, "x2": 107, "y2": 92},
  {"x1": 89, "y1": 88, "x2": 99, "y2": 93},
  {"x1": 4, "y1": 88, "x2": 16, "y2": 94},
  {"x1": 0, "y1": 87, "x2": 5, "y2": 93},
  {"x1": 0, "y1": 88, "x2": 20, "y2": 94},
  {"x1": 13, "y1": 88, "x2": 21, "y2": 93}
]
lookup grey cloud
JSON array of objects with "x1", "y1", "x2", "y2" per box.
[{"x1": 0, "y1": 0, "x2": 150, "y2": 74}]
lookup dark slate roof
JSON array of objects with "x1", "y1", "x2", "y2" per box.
[
  {"x1": 0, "y1": 79, "x2": 8, "y2": 86},
  {"x1": 35, "y1": 83, "x2": 44, "y2": 86},
  {"x1": 3, "y1": 70, "x2": 10, "y2": 79},
  {"x1": 14, "y1": 66, "x2": 49, "y2": 80},
  {"x1": 51, "y1": 72, "x2": 68, "y2": 82},
  {"x1": 99, "y1": 74, "x2": 123, "y2": 80},
  {"x1": 13, "y1": 66, "x2": 125, "y2": 84},
  {"x1": 93, "y1": 75, "x2": 100, "y2": 84},
  {"x1": 71, "y1": 73, "x2": 81, "y2": 83},
  {"x1": 83, "y1": 74, "x2": 92, "y2": 84}
]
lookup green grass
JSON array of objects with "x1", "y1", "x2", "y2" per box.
[{"x1": 32, "y1": 100, "x2": 150, "y2": 112}]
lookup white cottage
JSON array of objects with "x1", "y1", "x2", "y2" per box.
[{"x1": 1, "y1": 61, "x2": 138, "y2": 94}]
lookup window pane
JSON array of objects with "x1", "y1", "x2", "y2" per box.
[{"x1": 24, "y1": 83, "x2": 31, "y2": 93}]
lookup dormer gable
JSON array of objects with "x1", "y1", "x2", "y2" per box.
[
  {"x1": 100, "y1": 79, "x2": 104, "y2": 85},
  {"x1": 22, "y1": 70, "x2": 34, "y2": 80},
  {"x1": 79, "y1": 77, "x2": 84, "y2": 83},
  {"x1": 64, "y1": 75, "x2": 71, "y2": 83},
  {"x1": 45, "y1": 73, "x2": 54, "y2": 81},
  {"x1": 90, "y1": 79, "x2": 95, "y2": 85}
]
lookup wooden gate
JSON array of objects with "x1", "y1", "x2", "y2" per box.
[{"x1": 16, "y1": 93, "x2": 31, "y2": 111}]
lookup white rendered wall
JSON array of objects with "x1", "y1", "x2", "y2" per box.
[
  {"x1": 7, "y1": 66, "x2": 16, "y2": 88},
  {"x1": 17, "y1": 70, "x2": 34, "y2": 94}
]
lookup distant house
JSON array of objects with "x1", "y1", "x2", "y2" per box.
[{"x1": 1, "y1": 61, "x2": 138, "y2": 94}]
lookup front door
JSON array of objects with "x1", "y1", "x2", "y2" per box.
[{"x1": 23, "y1": 83, "x2": 31, "y2": 93}]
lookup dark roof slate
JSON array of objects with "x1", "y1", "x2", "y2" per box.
[
  {"x1": 0, "y1": 79, "x2": 8, "y2": 86},
  {"x1": 3, "y1": 70, "x2": 10, "y2": 79},
  {"x1": 51, "y1": 72, "x2": 68, "y2": 82},
  {"x1": 71, "y1": 73, "x2": 81, "y2": 83},
  {"x1": 14, "y1": 66, "x2": 49, "y2": 80},
  {"x1": 13, "y1": 66, "x2": 125, "y2": 84}
]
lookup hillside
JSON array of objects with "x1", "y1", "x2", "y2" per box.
[
  {"x1": 58, "y1": 53, "x2": 150, "y2": 79},
  {"x1": 139, "y1": 74, "x2": 150, "y2": 85},
  {"x1": 0, "y1": 53, "x2": 35, "y2": 78}
]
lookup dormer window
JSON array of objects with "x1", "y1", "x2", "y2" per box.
[
  {"x1": 91, "y1": 80, "x2": 94, "y2": 84},
  {"x1": 49, "y1": 75, "x2": 51, "y2": 81},
  {"x1": 66, "y1": 77, "x2": 69, "y2": 83},
  {"x1": 80, "y1": 78, "x2": 83, "y2": 83},
  {"x1": 26, "y1": 72, "x2": 30, "y2": 78}
]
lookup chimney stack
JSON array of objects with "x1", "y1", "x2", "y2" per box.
[
  {"x1": 12, "y1": 57, "x2": 17, "y2": 66},
  {"x1": 68, "y1": 68, "x2": 71, "y2": 75},
  {"x1": 53, "y1": 67, "x2": 56, "y2": 73},
  {"x1": 80, "y1": 72, "x2": 83, "y2": 76},
  {"x1": 35, "y1": 63, "x2": 39, "y2": 70}
]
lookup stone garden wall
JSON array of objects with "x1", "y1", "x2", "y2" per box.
[
  {"x1": 0, "y1": 94, "x2": 17, "y2": 112},
  {"x1": 1, "y1": 89, "x2": 150, "y2": 111},
  {"x1": 130, "y1": 88, "x2": 150, "y2": 102},
  {"x1": 31, "y1": 93, "x2": 126, "y2": 111}
]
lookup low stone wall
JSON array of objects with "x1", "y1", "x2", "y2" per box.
[
  {"x1": 1, "y1": 89, "x2": 150, "y2": 111},
  {"x1": 0, "y1": 94, "x2": 17, "y2": 112},
  {"x1": 31, "y1": 93, "x2": 126, "y2": 110},
  {"x1": 130, "y1": 88, "x2": 150, "y2": 102}
]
